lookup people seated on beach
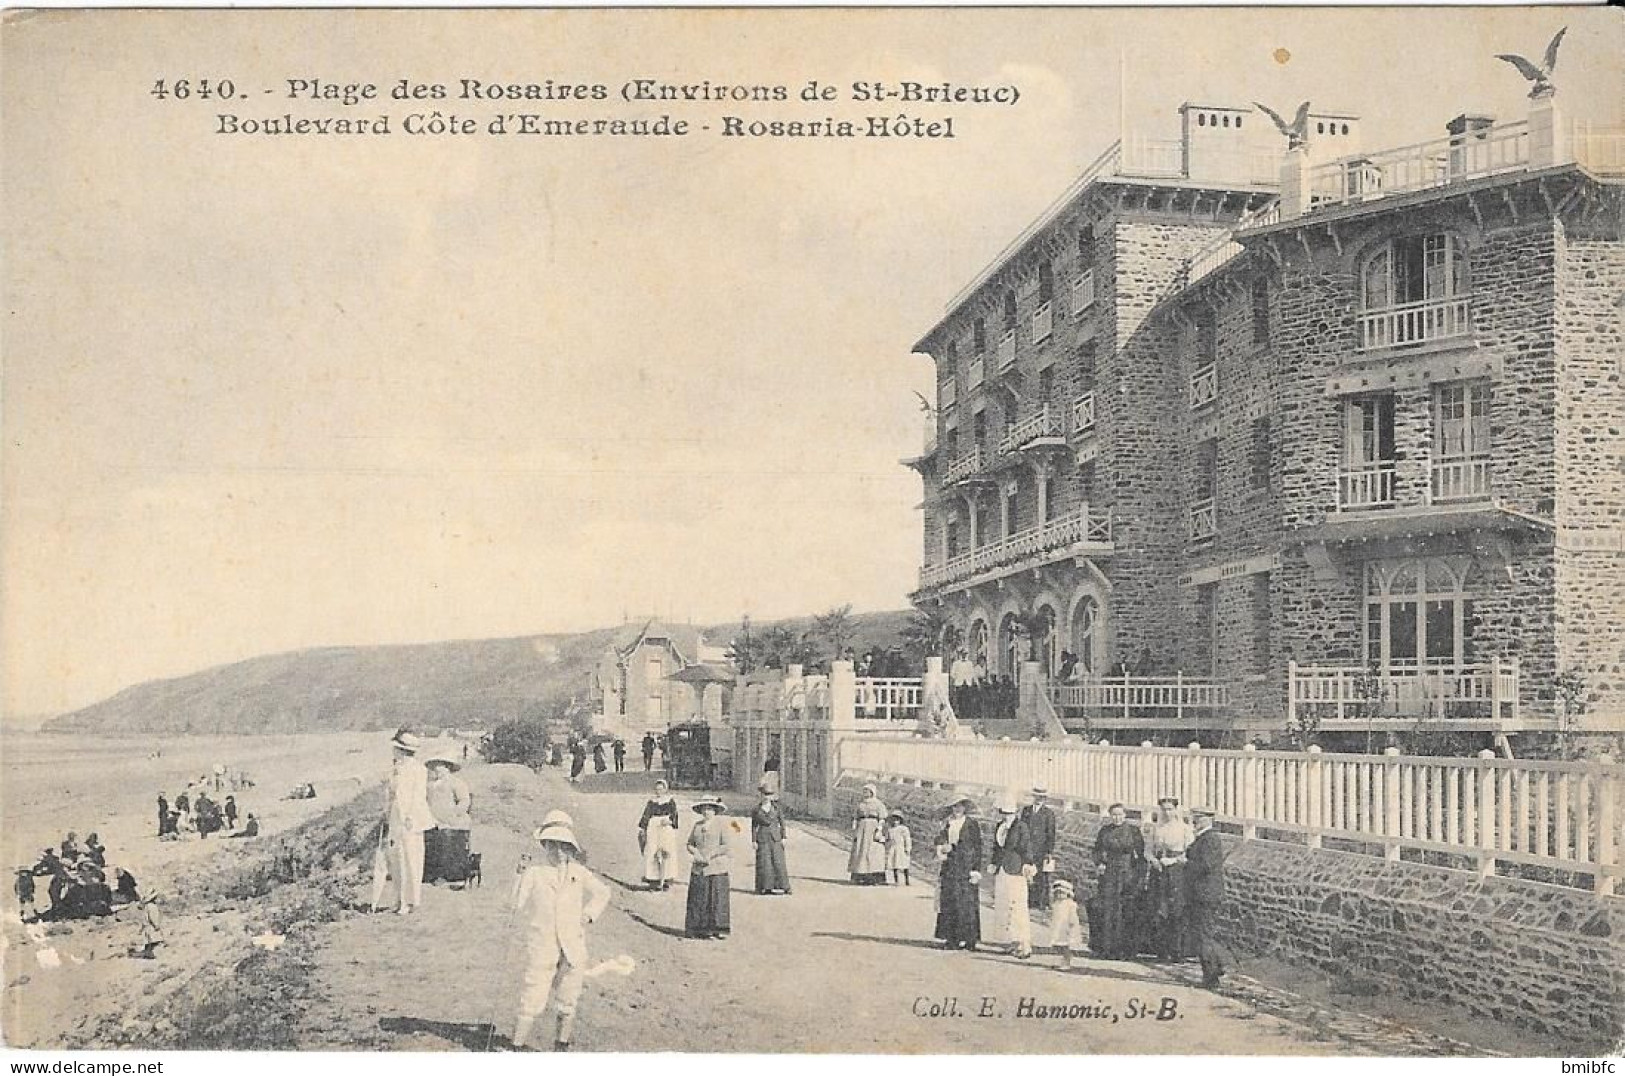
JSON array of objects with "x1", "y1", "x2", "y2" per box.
[
  {"x1": 59, "y1": 831, "x2": 81, "y2": 864},
  {"x1": 195, "y1": 793, "x2": 224, "y2": 837},
  {"x1": 42, "y1": 861, "x2": 114, "y2": 921},
  {"x1": 84, "y1": 833, "x2": 107, "y2": 868},
  {"x1": 285, "y1": 782, "x2": 317, "y2": 800},
  {"x1": 32, "y1": 847, "x2": 69, "y2": 914},
  {"x1": 110, "y1": 866, "x2": 141, "y2": 906},
  {"x1": 229, "y1": 813, "x2": 261, "y2": 838}
]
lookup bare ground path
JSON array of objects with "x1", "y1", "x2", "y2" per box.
[{"x1": 287, "y1": 764, "x2": 1496, "y2": 1055}]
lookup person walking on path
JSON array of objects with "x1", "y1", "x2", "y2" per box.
[
  {"x1": 884, "y1": 813, "x2": 912, "y2": 886},
  {"x1": 847, "y1": 784, "x2": 889, "y2": 885},
  {"x1": 989, "y1": 792, "x2": 1035, "y2": 959},
  {"x1": 1090, "y1": 802, "x2": 1145, "y2": 958},
  {"x1": 384, "y1": 729, "x2": 436, "y2": 915},
  {"x1": 1049, "y1": 878, "x2": 1084, "y2": 970},
  {"x1": 224, "y1": 795, "x2": 239, "y2": 831},
  {"x1": 569, "y1": 741, "x2": 587, "y2": 783},
  {"x1": 592, "y1": 742, "x2": 608, "y2": 775},
  {"x1": 612, "y1": 740, "x2": 627, "y2": 774},
  {"x1": 156, "y1": 794, "x2": 172, "y2": 838},
  {"x1": 637, "y1": 780, "x2": 681, "y2": 891},
  {"x1": 1023, "y1": 787, "x2": 1058, "y2": 910},
  {"x1": 1184, "y1": 807, "x2": 1228, "y2": 989},
  {"x1": 510, "y1": 810, "x2": 610, "y2": 1052},
  {"x1": 933, "y1": 796, "x2": 982, "y2": 951},
  {"x1": 641, "y1": 733, "x2": 656, "y2": 772},
  {"x1": 684, "y1": 797, "x2": 733, "y2": 939},
  {"x1": 751, "y1": 785, "x2": 791, "y2": 895},
  {"x1": 425, "y1": 753, "x2": 474, "y2": 886},
  {"x1": 1146, "y1": 796, "x2": 1195, "y2": 960}
]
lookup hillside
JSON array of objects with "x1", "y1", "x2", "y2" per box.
[{"x1": 42, "y1": 610, "x2": 915, "y2": 736}]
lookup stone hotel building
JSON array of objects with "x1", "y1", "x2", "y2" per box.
[{"x1": 907, "y1": 88, "x2": 1623, "y2": 744}]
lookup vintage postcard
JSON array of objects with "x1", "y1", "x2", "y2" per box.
[{"x1": 2, "y1": 6, "x2": 1622, "y2": 1061}]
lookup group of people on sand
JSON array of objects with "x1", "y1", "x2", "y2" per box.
[
  {"x1": 377, "y1": 730, "x2": 478, "y2": 915},
  {"x1": 157, "y1": 784, "x2": 255, "y2": 841},
  {"x1": 17, "y1": 830, "x2": 141, "y2": 923},
  {"x1": 554, "y1": 733, "x2": 663, "y2": 783},
  {"x1": 925, "y1": 785, "x2": 1230, "y2": 988}
]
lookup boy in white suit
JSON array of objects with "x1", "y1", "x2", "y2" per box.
[
  {"x1": 384, "y1": 730, "x2": 436, "y2": 914},
  {"x1": 511, "y1": 809, "x2": 611, "y2": 1052}
]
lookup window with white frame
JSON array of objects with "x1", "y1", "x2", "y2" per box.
[
  {"x1": 1342, "y1": 395, "x2": 1396, "y2": 508},
  {"x1": 1362, "y1": 234, "x2": 1469, "y2": 311},
  {"x1": 1364, "y1": 557, "x2": 1483, "y2": 671}
]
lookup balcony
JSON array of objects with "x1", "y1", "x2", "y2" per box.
[
  {"x1": 998, "y1": 406, "x2": 1061, "y2": 455},
  {"x1": 996, "y1": 330, "x2": 1017, "y2": 372},
  {"x1": 1051, "y1": 675, "x2": 1232, "y2": 725},
  {"x1": 1308, "y1": 121, "x2": 1529, "y2": 209},
  {"x1": 1071, "y1": 270, "x2": 1096, "y2": 314},
  {"x1": 1340, "y1": 463, "x2": 1397, "y2": 510},
  {"x1": 1189, "y1": 364, "x2": 1218, "y2": 409},
  {"x1": 1071, "y1": 393, "x2": 1096, "y2": 435},
  {"x1": 1032, "y1": 302, "x2": 1053, "y2": 344},
  {"x1": 1432, "y1": 456, "x2": 1491, "y2": 503},
  {"x1": 942, "y1": 446, "x2": 984, "y2": 484},
  {"x1": 967, "y1": 356, "x2": 986, "y2": 391},
  {"x1": 1360, "y1": 295, "x2": 1472, "y2": 351},
  {"x1": 939, "y1": 376, "x2": 957, "y2": 411},
  {"x1": 1189, "y1": 497, "x2": 1217, "y2": 542},
  {"x1": 917, "y1": 507, "x2": 1112, "y2": 590},
  {"x1": 1288, "y1": 658, "x2": 1520, "y2": 728}
]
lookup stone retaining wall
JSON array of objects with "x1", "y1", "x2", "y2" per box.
[{"x1": 833, "y1": 775, "x2": 1625, "y2": 1052}]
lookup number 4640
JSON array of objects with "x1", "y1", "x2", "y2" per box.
[{"x1": 150, "y1": 79, "x2": 237, "y2": 100}]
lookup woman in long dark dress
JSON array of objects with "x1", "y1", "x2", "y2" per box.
[
  {"x1": 751, "y1": 786, "x2": 792, "y2": 895},
  {"x1": 1090, "y1": 802, "x2": 1145, "y2": 958},
  {"x1": 933, "y1": 796, "x2": 983, "y2": 951},
  {"x1": 685, "y1": 797, "x2": 732, "y2": 939},
  {"x1": 569, "y1": 741, "x2": 587, "y2": 782}
]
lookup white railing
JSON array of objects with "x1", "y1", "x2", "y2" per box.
[
  {"x1": 943, "y1": 446, "x2": 983, "y2": 484},
  {"x1": 1574, "y1": 121, "x2": 1625, "y2": 177},
  {"x1": 855, "y1": 677, "x2": 923, "y2": 720},
  {"x1": 1032, "y1": 302, "x2": 1053, "y2": 344},
  {"x1": 1051, "y1": 674, "x2": 1231, "y2": 724},
  {"x1": 1432, "y1": 457, "x2": 1492, "y2": 503},
  {"x1": 1071, "y1": 270, "x2": 1097, "y2": 314},
  {"x1": 967, "y1": 356, "x2": 985, "y2": 390},
  {"x1": 1189, "y1": 364, "x2": 1218, "y2": 409},
  {"x1": 997, "y1": 330, "x2": 1017, "y2": 371},
  {"x1": 838, "y1": 735, "x2": 1623, "y2": 894},
  {"x1": 1071, "y1": 393, "x2": 1096, "y2": 435},
  {"x1": 915, "y1": 507, "x2": 1112, "y2": 589},
  {"x1": 1187, "y1": 237, "x2": 1244, "y2": 287},
  {"x1": 1309, "y1": 121, "x2": 1529, "y2": 208},
  {"x1": 1189, "y1": 497, "x2": 1217, "y2": 542},
  {"x1": 939, "y1": 377, "x2": 957, "y2": 411},
  {"x1": 1288, "y1": 658, "x2": 1520, "y2": 726},
  {"x1": 1360, "y1": 294, "x2": 1472, "y2": 351},
  {"x1": 1120, "y1": 135, "x2": 1185, "y2": 178},
  {"x1": 1340, "y1": 463, "x2": 1397, "y2": 510},
  {"x1": 998, "y1": 406, "x2": 1059, "y2": 455}
]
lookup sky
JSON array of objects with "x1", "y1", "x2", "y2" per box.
[{"x1": 3, "y1": 7, "x2": 1620, "y2": 717}]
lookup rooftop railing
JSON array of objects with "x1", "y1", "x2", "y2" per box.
[{"x1": 1309, "y1": 121, "x2": 1529, "y2": 209}]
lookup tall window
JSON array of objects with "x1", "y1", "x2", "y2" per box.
[
  {"x1": 1362, "y1": 234, "x2": 1469, "y2": 311},
  {"x1": 1250, "y1": 278, "x2": 1271, "y2": 347},
  {"x1": 1194, "y1": 439, "x2": 1218, "y2": 503},
  {"x1": 1041, "y1": 471, "x2": 1058, "y2": 522},
  {"x1": 1078, "y1": 461, "x2": 1097, "y2": 504},
  {"x1": 1037, "y1": 365, "x2": 1054, "y2": 404},
  {"x1": 943, "y1": 425, "x2": 958, "y2": 460},
  {"x1": 973, "y1": 410, "x2": 987, "y2": 454},
  {"x1": 1195, "y1": 310, "x2": 1217, "y2": 368},
  {"x1": 1365, "y1": 558, "x2": 1483, "y2": 670},
  {"x1": 1002, "y1": 290, "x2": 1018, "y2": 333},
  {"x1": 1249, "y1": 416, "x2": 1272, "y2": 490},
  {"x1": 973, "y1": 317, "x2": 986, "y2": 353},
  {"x1": 1038, "y1": 262, "x2": 1054, "y2": 305},
  {"x1": 1433, "y1": 381, "x2": 1492, "y2": 501},
  {"x1": 1078, "y1": 341, "x2": 1098, "y2": 394},
  {"x1": 1343, "y1": 395, "x2": 1396, "y2": 508},
  {"x1": 1072, "y1": 596, "x2": 1099, "y2": 676},
  {"x1": 1004, "y1": 484, "x2": 1020, "y2": 537},
  {"x1": 945, "y1": 518, "x2": 959, "y2": 558},
  {"x1": 1077, "y1": 224, "x2": 1097, "y2": 265}
]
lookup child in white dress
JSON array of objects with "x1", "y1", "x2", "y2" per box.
[
  {"x1": 1049, "y1": 878, "x2": 1083, "y2": 970},
  {"x1": 884, "y1": 813, "x2": 913, "y2": 886}
]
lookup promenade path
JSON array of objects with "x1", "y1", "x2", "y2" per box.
[{"x1": 287, "y1": 763, "x2": 1497, "y2": 1055}]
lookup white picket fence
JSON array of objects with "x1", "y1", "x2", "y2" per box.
[{"x1": 840, "y1": 736, "x2": 1623, "y2": 894}]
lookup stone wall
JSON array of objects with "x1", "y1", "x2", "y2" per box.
[{"x1": 834, "y1": 775, "x2": 1625, "y2": 1052}]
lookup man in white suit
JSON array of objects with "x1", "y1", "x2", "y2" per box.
[
  {"x1": 384, "y1": 729, "x2": 435, "y2": 915},
  {"x1": 511, "y1": 810, "x2": 611, "y2": 1051}
]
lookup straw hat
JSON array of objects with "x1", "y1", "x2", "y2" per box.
[
  {"x1": 532, "y1": 809, "x2": 580, "y2": 850},
  {"x1": 1052, "y1": 878, "x2": 1075, "y2": 898},
  {"x1": 390, "y1": 729, "x2": 421, "y2": 754},
  {"x1": 994, "y1": 791, "x2": 1019, "y2": 814},
  {"x1": 1157, "y1": 794, "x2": 1181, "y2": 807},
  {"x1": 1031, "y1": 786, "x2": 1049, "y2": 798},
  {"x1": 691, "y1": 796, "x2": 726, "y2": 814},
  {"x1": 425, "y1": 751, "x2": 461, "y2": 772}
]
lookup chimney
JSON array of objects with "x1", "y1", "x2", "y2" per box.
[{"x1": 1447, "y1": 113, "x2": 1497, "y2": 179}]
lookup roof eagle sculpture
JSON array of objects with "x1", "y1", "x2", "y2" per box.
[
  {"x1": 1496, "y1": 26, "x2": 1567, "y2": 97},
  {"x1": 1254, "y1": 101, "x2": 1313, "y2": 151}
]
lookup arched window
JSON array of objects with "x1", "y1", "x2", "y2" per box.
[
  {"x1": 1362, "y1": 234, "x2": 1469, "y2": 312},
  {"x1": 967, "y1": 619, "x2": 989, "y2": 669},
  {"x1": 1364, "y1": 557, "x2": 1483, "y2": 670},
  {"x1": 1073, "y1": 596, "x2": 1100, "y2": 676},
  {"x1": 1034, "y1": 605, "x2": 1059, "y2": 676},
  {"x1": 999, "y1": 613, "x2": 1022, "y2": 677}
]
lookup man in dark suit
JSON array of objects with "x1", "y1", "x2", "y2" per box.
[
  {"x1": 1023, "y1": 787, "x2": 1058, "y2": 910},
  {"x1": 1184, "y1": 807, "x2": 1228, "y2": 989}
]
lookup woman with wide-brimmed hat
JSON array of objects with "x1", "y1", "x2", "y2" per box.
[
  {"x1": 423, "y1": 751, "x2": 474, "y2": 886},
  {"x1": 847, "y1": 783, "x2": 889, "y2": 885},
  {"x1": 684, "y1": 797, "x2": 733, "y2": 938},
  {"x1": 933, "y1": 795, "x2": 983, "y2": 951},
  {"x1": 751, "y1": 784, "x2": 791, "y2": 895},
  {"x1": 383, "y1": 729, "x2": 436, "y2": 915},
  {"x1": 511, "y1": 810, "x2": 610, "y2": 1052},
  {"x1": 637, "y1": 779, "x2": 681, "y2": 891}
]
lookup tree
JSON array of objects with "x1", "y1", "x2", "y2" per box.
[
  {"x1": 726, "y1": 616, "x2": 760, "y2": 675},
  {"x1": 812, "y1": 604, "x2": 857, "y2": 661},
  {"x1": 901, "y1": 607, "x2": 962, "y2": 665}
]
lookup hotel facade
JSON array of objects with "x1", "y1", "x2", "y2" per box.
[{"x1": 908, "y1": 90, "x2": 1624, "y2": 745}]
